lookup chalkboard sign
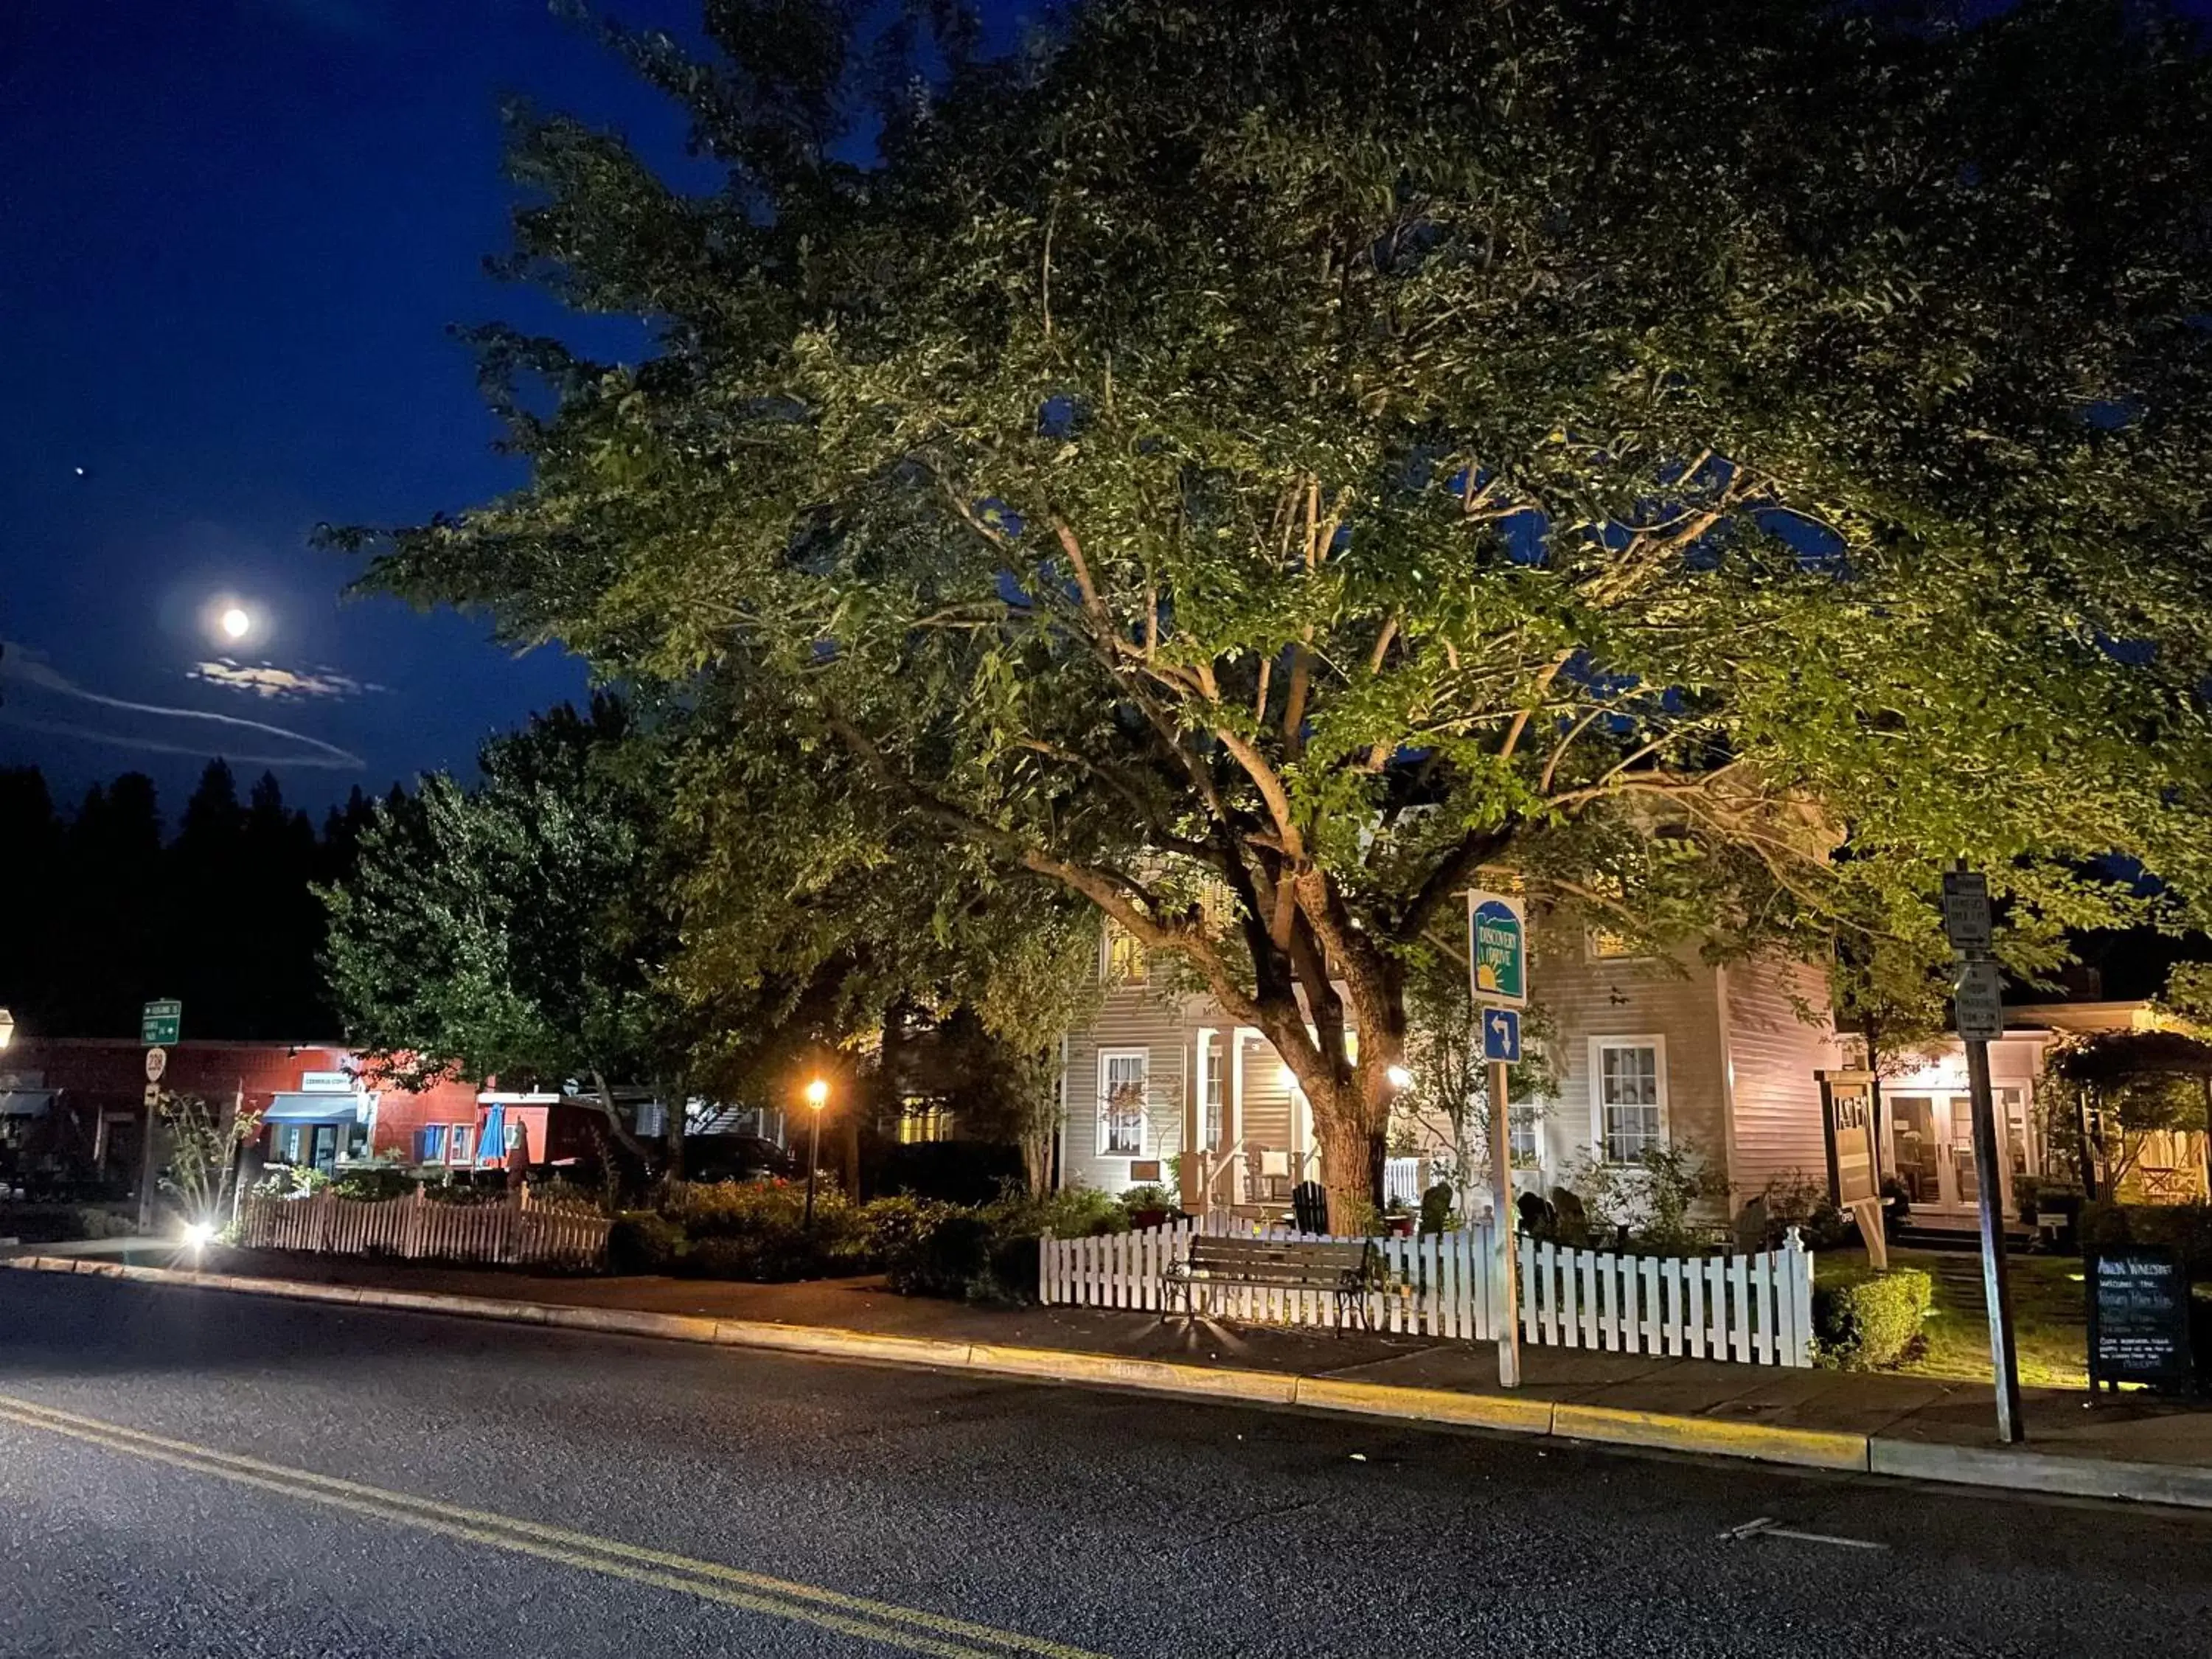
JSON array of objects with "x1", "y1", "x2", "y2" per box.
[{"x1": 2086, "y1": 1248, "x2": 2194, "y2": 1392}]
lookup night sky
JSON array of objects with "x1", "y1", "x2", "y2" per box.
[{"x1": 0, "y1": 0, "x2": 716, "y2": 814}]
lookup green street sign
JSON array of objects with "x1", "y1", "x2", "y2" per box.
[
  {"x1": 141, "y1": 998, "x2": 182, "y2": 1047},
  {"x1": 1467, "y1": 891, "x2": 1528, "y2": 1009}
]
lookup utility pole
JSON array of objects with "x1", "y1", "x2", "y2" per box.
[
  {"x1": 136, "y1": 1000, "x2": 181, "y2": 1235},
  {"x1": 1944, "y1": 868, "x2": 2024, "y2": 1444}
]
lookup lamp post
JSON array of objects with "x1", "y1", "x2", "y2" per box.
[
  {"x1": 803, "y1": 1078, "x2": 829, "y2": 1230},
  {"x1": 0, "y1": 1007, "x2": 15, "y2": 1051}
]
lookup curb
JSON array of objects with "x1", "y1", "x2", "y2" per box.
[{"x1": 9, "y1": 1253, "x2": 2209, "y2": 1509}]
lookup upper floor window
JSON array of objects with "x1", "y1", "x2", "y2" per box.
[
  {"x1": 1587, "y1": 928, "x2": 1639, "y2": 961},
  {"x1": 1102, "y1": 922, "x2": 1149, "y2": 986}
]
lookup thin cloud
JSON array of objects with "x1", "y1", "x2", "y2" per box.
[
  {"x1": 0, "y1": 643, "x2": 365, "y2": 771},
  {"x1": 189, "y1": 659, "x2": 378, "y2": 701}
]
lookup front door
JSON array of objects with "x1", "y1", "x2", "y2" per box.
[{"x1": 1888, "y1": 1090, "x2": 2031, "y2": 1219}]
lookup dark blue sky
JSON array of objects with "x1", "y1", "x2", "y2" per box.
[{"x1": 0, "y1": 0, "x2": 714, "y2": 815}]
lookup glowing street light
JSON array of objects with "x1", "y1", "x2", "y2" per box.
[
  {"x1": 1386, "y1": 1064, "x2": 1414, "y2": 1091},
  {"x1": 803, "y1": 1077, "x2": 829, "y2": 1230},
  {"x1": 0, "y1": 1007, "x2": 14, "y2": 1051},
  {"x1": 181, "y1": 1220, "x2": 215, "y2": 1256}
]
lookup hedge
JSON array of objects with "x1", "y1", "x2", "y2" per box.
[{"x1": 1813, "y1": 1267, "x2": 1933, "y2": 1371}]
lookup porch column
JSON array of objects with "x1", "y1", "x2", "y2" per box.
[{"x1": 1186, "y1": 1029, "x2": 1214, "y2": 1212}]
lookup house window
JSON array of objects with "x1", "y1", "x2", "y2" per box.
[
  {"x1": 1587, "y1": 928, "x2": 1639, "y2": 960},
  {"x1": 897, "y1": 1102, "x2": 953, "y2": 1144},
  {"x1": 1201, "y1": 1033, "x2": 1224, "y2": 1152},
  {"x1": 415, "y1": 1125, "x2": 448, "y2": 1164},
  {"x1": 1102, "y1": 923, "x2": 1148, "y2": 986},
  {"x1": 448, "y1": 1124, "x2": 473, "y2": 1165},
  {"x1": 1509, "y1": 1103, "x2": 1540, "y2": 1168},
  {"x1": 1099, "y1": 1050, "x2": 1148, "y2": 1157},
  {"x1": 1593, "y1": 1038, "x2": 1666, "y2": 1164}
]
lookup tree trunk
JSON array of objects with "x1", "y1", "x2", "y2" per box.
[
  {"x1": 587, "y1": 1069, "x2": 653, "y2": 1172},
  {"x1": 1313, "y1": 1094, "x2": 1387, "y2": 1235},
  {"x1": 659, "y1": 1079, "x2": 686, "y2": 1181}
]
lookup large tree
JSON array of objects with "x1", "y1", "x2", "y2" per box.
[
  {"x1": 319, "y1": 700, "x2": 681, "y2": 1161},
  {"x1": 355, "y1": 0, "x2": 2212, "y2": 1223}
]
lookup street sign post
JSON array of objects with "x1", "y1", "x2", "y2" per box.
[
  {"x1": 1467, "y1": 889, "x2": 1528, "y2": 1389},
  {"x1": 1482, "y1": 1007, "x2": 1521, "y2": 1064},
  {"x1": 137, "y1": 1000, "x2": 180, "y2": 1231},
  {"x1": 1943, "y1": 866, "x2": 2023, "y2": 1444}
]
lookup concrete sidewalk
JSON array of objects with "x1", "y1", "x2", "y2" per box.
[{"x1": 9, "y1": 1239, "x2": 2211, "y2": 1510}]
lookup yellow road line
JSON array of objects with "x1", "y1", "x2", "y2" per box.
[{"x1": 0, "y1": 1395, "x2": 1109, "y2": 1659}]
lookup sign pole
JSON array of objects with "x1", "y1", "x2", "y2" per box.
[
  {"x1": 1486, "y1": 1054, "x2": 1522, "y2": 1388},
  {"x1": 1467, "y1": 888, "x2": 1528, "y2": 1391},
  {"x1": 1941, "y1": 869, "x2": 2023, "y2": 1445},
  {"x1": 136, "y1": 999, "x2": 182, "y2": 1236},
  {"x1": 1965, "y1": 1034, "x2": 2024, "y2": 1443}
]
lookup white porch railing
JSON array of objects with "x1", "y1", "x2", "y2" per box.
[
  {"x1": 1383, "y1": 1156, "x2": 1427, "y2": 1211},
  {"x1": 1039, "y1": 1219, "x2": 1814, "y2": 1367},
  {"x1": 234, "y1": 1186, "x2": 611, "y2": 1271}
]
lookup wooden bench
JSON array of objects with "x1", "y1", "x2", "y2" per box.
[{"x1": 1162, "y1": 1235, "x2": 1385, "y2": 1334}]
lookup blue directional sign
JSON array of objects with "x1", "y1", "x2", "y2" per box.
[{"x1": 1481, "y1": 1006, "x2": 1521, "y2": 1064}]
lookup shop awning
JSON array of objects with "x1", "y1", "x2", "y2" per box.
[
  {"x1": 0, "y1": 1090, "x2": 53, "y2": 1119},
  {"x1": 263, "y1": 1092, "x2": 360, "y2": 1124}
]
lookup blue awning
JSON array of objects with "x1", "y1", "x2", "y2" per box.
[
  {"x1": 263, "y1": 1092, "x2": 358, "y2": 1124},
  {"x1": 0, "y1": 1090, "x2": 53, "y2": 1119}
]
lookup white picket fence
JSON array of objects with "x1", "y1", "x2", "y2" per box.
[
  {"x1": 1039, "y1": 1217, "x2": 1813, "y2": 1367},
  {"x1": 235, "y1": 1187, "x2": 611, "y2": 1271}
]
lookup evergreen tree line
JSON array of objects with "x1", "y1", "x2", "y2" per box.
[{"x1": 0, "y1": 759, "x2": 394, "y2": 1041}]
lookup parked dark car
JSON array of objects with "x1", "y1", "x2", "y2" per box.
[{"x1": 680, "y1": 1134, "x2": 800, "y2": 1183}]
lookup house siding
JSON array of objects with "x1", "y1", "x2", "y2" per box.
[
  {"x1": 1061, "y1": 975, "x2": 1195, "y2": 1194},
  {"x1": 1719, "y1": 957, "x2": 1846, "y2": 1204},
  {"x1": 1526, "y1": 927, "x2": 1730, "y2": 1189}
]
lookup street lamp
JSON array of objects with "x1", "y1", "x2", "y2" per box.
[
  {"x1": 803, "y1": 1077, "x2": 829, "y2": 1230},
  {"x1": 1385, "y1": 1064, "x2": 1413, "y2": 1091},
  {"x1": 0, "y1": 1007, "x2": 14, "y2": 1051}
]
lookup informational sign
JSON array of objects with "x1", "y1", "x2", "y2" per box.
[
  {"x1": 1952, "y1": 956, "x2": 2004, "y2": 1042},
  {"x1": 299, "y1": 1070, "x2": 353, "y2": 1093},
  {"x1": 140, "y1": 998, "x2": 182, "y2": 1047},
  {"x1": 1941, "y1": 869, "x2": 1993, "y2": 953},
  {"x1": 142, "y1": 1083, "x2": 161, "y2": 1109},
  {"x1": 2087, "y1": 1248, "x2": 2195, "y2": 1392},
  {"x1": 1467, "y1": 891, "x2": 1527, "y2": 1008},
  {"x1": 143, "y1": 1047, "x2": 167, "y2": 1084},
  {"x1": 1481, "y1": 1006, "x2": 1521, "y2": 1063},
  {"x1": 1819, "y1": 1073, "x2": 1879, "y2": 1206}
]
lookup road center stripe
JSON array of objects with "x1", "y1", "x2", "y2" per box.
[{"x1": 0, "y1": 1394, "x2": 1109, "y2": 1659}]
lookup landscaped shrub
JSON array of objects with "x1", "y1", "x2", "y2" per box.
[
  {"x1": 331, "y1": 1166, "x2": 417, "y2": 1202},
  {"x1": 656, "y1": 1179, "x2": 875, "y2": 1281},
  {"x1": 608, "y1": 1210, "x2": 689, "y2": 1274},
  {"x1": 1813, "y1": 1267, "x2": 1934, "y2": 1371},
  {"x1": 0, "y1": 1203, "x2": 137, "y2": 1244},
  {"x1": 1756, "y1": 1172, "x2": 1857, "y2": 1253},
  {"x1": 869, "y1": 1185, "x2": 1127, "y2": 1303}
]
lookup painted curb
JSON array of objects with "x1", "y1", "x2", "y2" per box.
[
  {"x1": 723, "y1": 1320, "x2": 976, "y2": 1371},
  {"x1": 1293, "y1": 1374, "x2": 1554, "y2": 1435},
  {"x1": 968, "y1": 1341, "x2": 1301, "y2": 1405},
  {"x1": 1553, "y1": 1402, "x2": 1869, "y2": 1472},
  {"x1": 1869, "y1": 1437, "x2": 2212, "y2": 1509}
]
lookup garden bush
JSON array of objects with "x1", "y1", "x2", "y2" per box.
[
  {"x1": 651, "y1": 1179, "x2": 876, "y2": 1281},
  {"x1": 869, "y1": 1185, "x2": 1128, "y2": 1303},
  {"x1": 0, "y1": 1203, "x2": 137, "y2": 1244},
  {"x1": 1813, "y1": 1267, "x2": 1934, "y2": 1371},
  {"x1": 608, "y1": 1209, "x2": 689, "y2": 1274}
]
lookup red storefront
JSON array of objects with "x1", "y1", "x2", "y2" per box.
[{"x1": 0, "y1": 1038, "x2": 480, "y2": 1181}]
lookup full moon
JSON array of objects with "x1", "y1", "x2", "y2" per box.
[{"x1": 220, "y1": 607, "x2": 251, "y2": 640}]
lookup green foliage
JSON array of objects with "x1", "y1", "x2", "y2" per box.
[
  {"x1": 319, "y1": 701, "x2": 675, "y2": 1112},
  {"x1": 1757, "y1": 1171, "x2": 1857, "y2": 1253},
  {"x1": 1119, "y1": 1183, "x2": 1178, "y2": 1216},
  {"x1": 1814, "y1": 1268, "x2": 1935, "y2": 1371},
  {"x1": 353, "y1": 0, "x2": 2212, "y2": 1227},
  {"x1": 251, "y1": 1164, "x2": 330, "y2": 1200},
  {"x1": 156, "y1": 1093, "x2": 262, "y2": 1227},
  {"x1": 1554, "y1": 1144, "x2": 1722, "y2": 1252},
  {"x1": 608, "y1": 1208, "x2": 689, "y2": 1274},
  {"x1": 872, "y1": 1185, "x2": 1127, "y2": 1301},
  {"x1": 0, "y1": 1203, "x2": 136, "y2": 1244},
  {"x1": 330, "y1": 1166, "x2": 417, "y2": 1203}
]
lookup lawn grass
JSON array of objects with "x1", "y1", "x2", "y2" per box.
[{"x1": 1817, "y1": 1245, "x2": 2090, "y2": 1388}]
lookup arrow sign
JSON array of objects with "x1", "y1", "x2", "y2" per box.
[{"x1": 1482, "y1": 1006, "x2": 1522, "y2": 1063}]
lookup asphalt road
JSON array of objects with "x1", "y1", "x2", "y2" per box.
[{"x1": 2, "y1": 1275, "x2": 2208, "y2": 1658}]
